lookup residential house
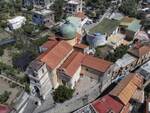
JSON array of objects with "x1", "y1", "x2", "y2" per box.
[
  {"x1": 22, "y1": 0, "x2": 55, "y2": 9},
  {"x1": 110, "y1": 73, "x2": 143, "y2": 105},
  {"x1": 7, "y1": 16, "x2": 26, "y2": 30},
  {"x1": 86, "y1": 33, "x2": 107, "y2": 48},
  {"x1": 142, "y1": 0, "x2": 150, "y2": 7},
  {"x1": 128, "y1": 44, "x2": 150, "y2": 68},
  {"x1": 92, "y1": 95, "x2": 124, "y2": 113},
  {"x1": 118, "y1": 16, "x2": 142, "y2": 40},
  {"x1": 137, "y1": 61, "x2": 150, "y2": 80},
  {"x1": 107, "y1": 33, "x2": 129, "y2": 49},
  {"x1": 66, "y1": 0, "x2": 84, "y2": 15},
  {"x1": 112, "y1": 53, "x2": 138, "y2": 80},
  {"x1": 32, "y1": 9, "x2": 54, "y2": 27}
]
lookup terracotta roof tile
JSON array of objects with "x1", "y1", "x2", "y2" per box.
[
  {"x1": 59, "y1": 51, "x2": 85, "y2": 77},
  {"x1": 92, "y1": 95, "x2": 123, "y2": 113},
  {"x1": 128, "y1": 45, "x2": 150, "y2": 58},
  {"x1": 120, "y1": 103, "x2": 131, "y2": 113},
  {"x1": 82, "y1": 55, "x2": 112, "y2": 73},
  {"x1": 74, "y1": 12, "x2": 87, "y2": 20},
  {"x1": 37, "y1": 41, "x2": 73, "y2": 70},
  {"x1": 40, "y1": 39, "x2": 58, "y2": 51},
  {"x1": 110, "y1": 73, "x2": 143, "y2": 105}
]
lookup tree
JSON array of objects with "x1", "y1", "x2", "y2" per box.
[
  {"x1": 53, "y1": 85, "x2": 74, "y2": 103},
  {"x1": 0, "y1": 48, "x2": 4, "y2": 56},
  {"x1": 106, "y1": 45, "x2": 129, "y2": 62},
  {"x1": 53, "y1": 0, "x2": 65, "y2": 22},
  {"x1": 85, "y1": 0, "x2": 111, "y2": 16},
  {"x1": 119, "y1": 0, "x2": 139, "y2": 17},
  {"x1": 0, "y1": 91, "x2": 11, "y2": 104}
]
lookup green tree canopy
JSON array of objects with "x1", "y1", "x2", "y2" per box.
[
  {"x1": 53, "y1": 0, "x2": 65, "y2": 22},
  {"x1": 53, "y1": 85, "x2": 74, "y2": 103},
  {"x1": 119, "y1": 0, "x2": 140, "y2": 17},
  {"x1": 0, "y1": 48, "x2": 4, "y2": 56},
  {"x1": 106, "y1": 45, "x2": 129, "y2": 62}
]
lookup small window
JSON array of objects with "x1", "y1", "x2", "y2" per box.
[{"x1": 42, "y1": 69, "x2": 44, "y2": 73}]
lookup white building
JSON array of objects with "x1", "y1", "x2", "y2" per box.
[
  {"x1": 7, "y1": 16, "x2": 26, "y2": 30},
  {"x1": 66, "y1": 0, "x2": 84, "y2": 15},
  {"x1": 138, "y1": 61, "x2": 150, "y2": 80}
]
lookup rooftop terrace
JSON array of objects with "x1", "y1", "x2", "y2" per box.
[{"x1": 89, "y1": 18, "x2": 120, "y2": 35}]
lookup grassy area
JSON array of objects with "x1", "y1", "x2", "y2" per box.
[
  {"x1": 89, "y1": 18, "x2": 120, "y2": 34},
  {"x1": 0, "y1": 79, "x2": 21, "y2": 104},
  {"x1": 0, "y1": 29, "x2": 12, "y2": 40}
]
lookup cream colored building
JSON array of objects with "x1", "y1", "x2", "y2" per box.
[{"x1": 26, "y1": 40, "x2": 73, "y2": 99}]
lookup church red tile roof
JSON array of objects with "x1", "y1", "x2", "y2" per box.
[
  {"x1": 40, "y1": 39, "x2": 58, "y2": 51},
  {"x1": 37, "y1": 41, "x2": 73, "y2": 70},
  {"x1": 92, "y1": 95, "x2": 123, "y2": 113},
  {"x1": 59, "y1": 51, "x2": 85, "y2": 77},
  {"x1": 82, "y1": 55, "x2": 112, "y2": 73}
]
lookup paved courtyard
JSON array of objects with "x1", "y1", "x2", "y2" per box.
[{"x1": 74, "y1": 75, "x2": 98, "y2": 96}]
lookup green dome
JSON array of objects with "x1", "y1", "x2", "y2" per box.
[{"x1": 60, "y1": 21, "x2": 76, "y2": 40}]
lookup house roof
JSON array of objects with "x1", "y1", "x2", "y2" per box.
[
  {"x1": 126, "y1": 19, "x2": 141, "y2": 32},
  {"x1": 120, "y1": 16, "x2": 134, "y2": 26},
  {"x1": 37, "y1": 41, "x2": 73, "y2": 70},
  {"x1": 74, "y1": 12, "x2": 87, "y2": 20},
  {"x1": 0, "y1": 104, "x2": 11, "y2": 113},
  {"x1": 128, "y1": 45, "x2": 150, "y2": 58},
  {"x1": 110, "y1": 73, "x2": 143, "y2": 105},
  {"x1": 82, "y1": 55, "x2": 112, "y2": 73},
  {"x1": 89, "y1": 18, "x2": 120, "y2": 34},
  {"x1": 120, "y1": 103, "x2": 131, "y2": 113},
  {"x1": 59, "y1": 51, "x2": 85, "y2": 77},
  {"x1": 74, "y1": 43, "x2": 88, "y2": 49},
  {"x1": 92, "y1": 95, "x2": 123, "y2": 113}
]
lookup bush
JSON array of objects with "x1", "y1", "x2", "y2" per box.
[
  {"x1": 106, "y1": 45, "x2": 129, "y2": 62},
  {"x1": 32, "y1": 36, "x2": 48, "y2": 47},
  {"x1": 0, "y1": 91, "x2": 11, "y2": 104},
  {"x1": 0, "y1": 48, "x2": 4, "y2": 56},
  {"x1": 53, "y1": 85, "x2": 74, "y2": 103}
]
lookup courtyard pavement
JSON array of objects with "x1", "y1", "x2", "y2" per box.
[{"x1": 74, "y1": 75, "x2": 98, "y2": 96}]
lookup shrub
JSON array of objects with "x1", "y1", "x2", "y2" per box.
[
  {"x1": 0, "y1": 48, "x2": 4, "y2": 56},
  {"x1": 53, "y1": 85, "x2": 74, "y2": 103}
]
